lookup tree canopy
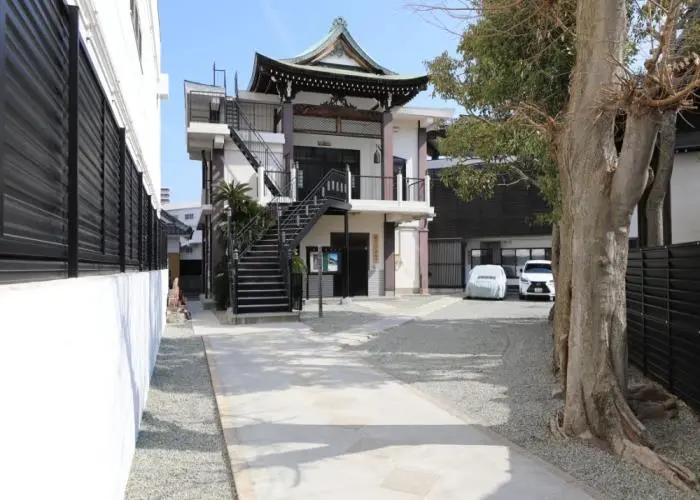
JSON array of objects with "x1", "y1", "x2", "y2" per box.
[{"x1": 424, "y1": 0, "x2": 576, "y2": 218}]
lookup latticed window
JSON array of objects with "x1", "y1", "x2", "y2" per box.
[
  {"x1": 340, "y1": 119, "x2": 381, "y2": 137},
  {"x1": 293, "y1": 116, "x2": 337, "y2": 133}
]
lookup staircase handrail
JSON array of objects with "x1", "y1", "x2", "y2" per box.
[
  {"x1": 276, "y1": 169, "x2": 348, "y2": 237},
  {"x1": 229, "y1": 98, "x2": 284, "y2": 173}
]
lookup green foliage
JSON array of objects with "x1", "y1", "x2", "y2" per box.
[
  {"x1": 212, "y1": 180, "x2": 271, "y2": 242},
  {"x1": 291, "y1": 250, "x2": 306, "y2": 274},
  {"x1": 426, "y1": 0, "x2": 575, "y2": 218}
]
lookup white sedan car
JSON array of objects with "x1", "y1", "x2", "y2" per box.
[
  {"x1": 518, "y1": 260, "x2": 555, "y2": 300},
  {"x1": 465, "y1": 264, "x2": 508, "y2": 300}
]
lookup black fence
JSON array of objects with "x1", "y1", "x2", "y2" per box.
[
  {"x1": 0, "y1": 0, "x2": 167, "y2": 284},
  {"x1": 428, "y1": 238, "x2": 465, "y2": 289},
  {"x1": 626, "y1": 242, "x2": 700, "y2": 411}
]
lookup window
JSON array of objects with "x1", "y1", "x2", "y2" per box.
[
  {"x1": 470, "y1": 249, "x2": 492, "y2": 267},
  {"x1": 184, "y1": 213, "x2": 194, "y2": 220},
  {"x1": 501, "y1": 249, "x2": 517, "y2": 278},
  {"x1": 130, "y1": 0, "x2": 142, "y2": 62},
  {"x1": 523, "y1": 262, "x2": 552, "y2": 274},
  {"x1": 499, "y1": 247, "x2": 553, "y2": 278}
]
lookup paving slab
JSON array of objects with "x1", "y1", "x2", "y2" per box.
[{"x1": 192, "y1": 311, "x2": 599, "y2": 500}]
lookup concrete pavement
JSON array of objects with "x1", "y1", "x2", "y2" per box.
[{"x1": 192, "y1": 308, "x2": 600, "y2": 500}]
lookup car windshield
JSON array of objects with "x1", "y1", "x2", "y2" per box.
[
  {"x1": 477, "y1": 275, "x2": 496, "y2": 280},
  {"x1": 524, "y1": 264, "x2": 551, "y2": 273}
]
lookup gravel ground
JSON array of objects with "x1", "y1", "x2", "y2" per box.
[
  {"x1": 348, "y1": 298, "x2": 700, "y2": 500},
  {"x1": 125, "y1": 322, "x2": 236, "y2": 500}
]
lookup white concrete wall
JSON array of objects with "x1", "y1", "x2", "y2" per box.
[
  {"x1": 300, "y1": 213, "x2": 385, "y2": 296},
  {"x1": 393, "y1": 119, "x2": 419, "y2": 178},
  {"x1": 671, "y1": 152, "x2": 700, "y2": 244},
  {"x1": 0, "y1": 270, "x2": 168, "y2": 500},
  {"x1": 167, "y1": 236, "x2": 180, "y2": 253},
  {"x1": 75, "y1": 0, "x2": 166, "y2": 206},
  {"x1": 224, "y1": 133, "x2": 284, "y2": 200},
  {"x1": 181, "y1": 244, "x2": 203, "y2": 261}
]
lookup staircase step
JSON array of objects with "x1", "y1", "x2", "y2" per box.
[
  {"x1": 238, "y1": 281, "x2": 285, "y2": 288},
  {"x1": 238, "y1": 268, "x2": 281, "y2": 275},
  {"x1": 236, "y1": 288, "x2": 286, "y2": 296},
  {"x1": 236, "y1": 303, "x2": 291, "y2": 314},
  {"x1": 238, "y1": 271, "x2": 283, "y2": 282},
  {"x1": 237, "y1": 296, "x2": 289, "y2": 306}
]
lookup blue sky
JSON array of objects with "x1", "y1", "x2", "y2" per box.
[{"x1": 159, "y1": 0, "x2": 462, "y2": 204}]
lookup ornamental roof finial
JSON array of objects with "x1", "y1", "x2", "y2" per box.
[{"x1": 332, "y1": 17, "x2": 347, "y2": 31}]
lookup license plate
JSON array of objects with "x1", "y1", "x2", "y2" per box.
[{"x1": 534, "y1": 287, "x2": 543, "y2": 293}]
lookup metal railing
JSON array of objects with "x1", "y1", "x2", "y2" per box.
[
  {"x1": 226, "y1": 99, "x2": 281, "y2": 133},
  {"x1": 277, "y1": 169, "x2": 349, "y2": 244},
  {"x1": 228, "y1": 98, "x2": 286, "y2": 195},
  {"x1": 264, "y1": 169, "x2": 291, "y2": 198},
  {"x1": 350, "y1": 174, "x2": 395, "y2": 201},
  {"x1": 188, "y1": 91, "x2": 226, "y2": 124},
  {"x1": 405, "y1": 177, "x2": 425, "y2": 202}
]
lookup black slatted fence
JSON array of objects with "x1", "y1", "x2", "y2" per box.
[
  {"x1": 626, "y1": 242, "x2": 700, "y2": 411},
  {"x1": 0, "y1": 0, "x2": 167, "y2": 284},
  {"x1": 428, "y1": 238, "x2": 465, "y2": 289}
]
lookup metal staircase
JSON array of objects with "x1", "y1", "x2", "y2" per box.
[
  {"x1": 226, "y1": 98, "x2": 284, "y2": 196},
  {"x1": 225, "y1": 98, "x2": 349, "y2": 315}
]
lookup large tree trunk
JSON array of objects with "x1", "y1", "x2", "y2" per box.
[
  {"x1": 553, "y1": 0, "x2": 695, "y2": 489},
  {"x1": 645, "y1": 111, "x2": 676, "y2": 247}
]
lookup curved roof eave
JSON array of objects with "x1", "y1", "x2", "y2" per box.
[
  {"x1": 280, "y1": 17, "x2": 396, "y2": 75},
  {"x1": 252, "y1": 53, "x2": 428, "y2": 86}
]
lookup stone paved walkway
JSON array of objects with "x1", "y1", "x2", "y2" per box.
[{"x1": 192, "y1": 304, "x2": 600, "y2": 500}]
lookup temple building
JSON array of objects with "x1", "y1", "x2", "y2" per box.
[{"x1": 184, "y1": 17, "x2": 453, "y2": 313}]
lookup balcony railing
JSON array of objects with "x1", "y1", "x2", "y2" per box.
[
  {"x1": 188, "y1": 91, "x2": 226, "y2": 124},
  {"x1": 405, "y1": 177, "x2": 425, "y2": 202},
  {"x1": 350, "y1": 175, "x2": 394, "y2": 201},
  {"x1": 226, "y1": 99, "x2": 281, "y2": 133},
  {"x1": 343, "y1": 173, "x2": 430, "y2": 204}
]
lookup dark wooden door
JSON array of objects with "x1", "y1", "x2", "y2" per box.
[{"x1": 295, "y1": 147, "x2": 360, "y2": 199}]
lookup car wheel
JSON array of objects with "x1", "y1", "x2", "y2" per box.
[{"x1": 519, "y1": 293, "x2": 526, "y2": 300}]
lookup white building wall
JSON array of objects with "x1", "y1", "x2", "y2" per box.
[
  {"x1": 300, "y1": 213, "x2": 385, "y2": 296},
  {"x1": 671, "y1": 152, "x2": 700, "y2": 244},
  {"x1": 167, "y1": 236, "x2": 180, "y2": 253},
  {"x1": 1, "y1": 270, "x2": 168, "y2": 500},
  {"x1": 393, "y1": 120, "x2": 419, "y2": 178},
  {"x1": 75, "y1": 0, "x2": 166, "y2": 206},
  {"x1": 224, "y1": 133, "x2": 284, "y2": 200},
  {"x1": 181, "y1": 244, "x2": 203, "y2": 261}
]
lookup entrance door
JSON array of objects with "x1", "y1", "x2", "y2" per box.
[
  {"x1": 295, "y1": 147, "x2": 360, "y2": 199},
  {"x1": 330, "y1": 232, "x2": 370, "y2": 297}
]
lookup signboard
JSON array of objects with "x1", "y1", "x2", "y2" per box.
[
  {"x1": 308, "y1": 247, "x2": 340, "y2": 274},
  {"x1": 372, "y1": 233, "x2": 380, "y2": 265},
  {"x1": 324, "y1": 251, "x2": 339, "y2": 273},
  {"x1": 309, "y1": 251, "x2": 322, "y2": 274}
]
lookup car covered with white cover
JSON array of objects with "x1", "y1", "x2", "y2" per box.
[
  {"x1": 465, "y1": 264, "x2": 507, "y2": 300},
  {"x1": 518, "y1": 260, "x2": 555, "y2": 300}
]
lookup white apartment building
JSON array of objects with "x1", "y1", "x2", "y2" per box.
[{"x1": 0, "y1": 1, "x2": 168, "y2": 499}]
